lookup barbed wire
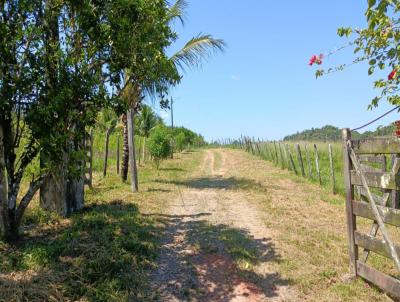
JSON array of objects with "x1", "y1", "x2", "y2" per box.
[{"x1": 351, "y1": 105, "x2": 400, "y2": 132}]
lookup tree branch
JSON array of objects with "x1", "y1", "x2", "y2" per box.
[{"x1": 15, "y1": 173, "x2": 48, "y2": 226}]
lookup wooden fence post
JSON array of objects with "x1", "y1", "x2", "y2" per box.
[
  {"x1": 296, "y1": 144, "x2": 306, "y2": 177},
  {"x1": 117, "y1": 134, "x2": 120, "y2": 175},
  {"x1": 278, "y1": 142, "x2": 285, "y2": 169},
  {"x1": 89, "y1": 129, "x2": 93, "y2": 188},
  {"x1": 391, "y1": 155, "x2": 400, "y2": 209},
  {"x1": 286, "y1": 144, "x2": 298, "y2": 175},
  {"x1": 282, "y1": 142, "x2": 291, "y2": 170},
  {"x1": 305, "y1": 144, "x2": 312, "y2": 179},
  {"x1": 342, "y1": 128, "x2": 358, "y2": 276},
  {"x1": 329, "y1": 144, "x2": 336, "y2": 194},
  {"x1": 314, "y1": 144, "x2": 322, "y2": 185}
]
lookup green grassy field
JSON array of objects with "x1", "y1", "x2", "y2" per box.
[{"x1": 234, "y1": 141, "x2": 345, "y2": 195}]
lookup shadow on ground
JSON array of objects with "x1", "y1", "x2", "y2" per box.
[
  {"x1": 156, "y1": 176, "x2": 268, "y2": 191},
  {"x1": 158, "y1": 167, "x2": 186, "y2": 172},
  {"x1": 0, "y1": 200, "x2": 163, "y2": 302},
  {"x1": 149, "y1": 213, "x2": 291, "y2": 301}
]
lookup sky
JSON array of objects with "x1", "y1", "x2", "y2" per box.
[{"x1": 153, "y1": 1, "x2": 398, "y2": 141}]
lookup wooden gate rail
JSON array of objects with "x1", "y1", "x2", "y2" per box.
[{"x1": 343, "y1": 128, "x2": 400, "y2": 298}]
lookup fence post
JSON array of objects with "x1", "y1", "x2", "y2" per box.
[
  {"x1": 328, "y1": 144, "x2": 336, "y2": 194},
  {"x1": 278, "y1": 142, "x2": 285, "y2": 169},
  {"x1": 314, "y1": 144, "x2": 322, "y2": 185},
  {"x1": 117, "y1": 134, "x2": 120, "y2": 175},
  {"x1": 296, "y1": 144, "x2": 306, "y2": 177},
  {"x1": 286, "y1": 144, "x2": 298, "y2": 175},
  {"x1": 391, "y1": 155, "x2": 400, "y2": 209},
  {"x1": 305, "y1": 144, "x2": 312, "y2": 179},
  {"x1": 342, "y1": 128, "x2": 358, "y2": 276},
  {"x1": 282, "y1": 142, "x2": 290, "y2": 170}
]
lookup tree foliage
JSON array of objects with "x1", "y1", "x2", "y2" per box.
[
  {"x1": 171, "y1": 126, "x2": 205, "y2": 151},
  {"x1": 0, "y1": 0, "x2": 185, "y2": 239},
  {"x1": 314, "y1": 0, "x2": 400, "y2": 108},
  {"x1": 148, "y1": 126, "x2": 172, "y2": 169},
  {"x1": 283, "y1": 123, "x2": 395, "y2": 141}
]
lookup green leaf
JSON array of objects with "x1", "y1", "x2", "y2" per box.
[
  {"x1": 368, "y1": 0, "x2": 376, "y2": 8},
  {"x1": 368, "y1": 66, "x2": 375, "y2": 75}
]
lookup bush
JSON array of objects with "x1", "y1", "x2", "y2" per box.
[
  {"x1": 148, "y1": 126, "x2": 172, "y2": 169},
  {"x1": 175, "y1": 132, "x2": 187, "y2": 152}
]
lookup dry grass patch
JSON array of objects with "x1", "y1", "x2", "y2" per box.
[{"x1": 216, "y1": 149, "x2": 396, "y2": 301}]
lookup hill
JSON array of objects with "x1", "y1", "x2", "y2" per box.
[{"x1": 283, "y1": 124, "x2": 395, "y2": 141}]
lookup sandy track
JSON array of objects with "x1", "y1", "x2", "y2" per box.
[{"x1": 150, "y1": 150, "x2": 297, "y2": 302}]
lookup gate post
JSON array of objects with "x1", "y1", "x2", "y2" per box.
[{"x1": 342, "y1": 128, "x2": 358, "y2": 276}]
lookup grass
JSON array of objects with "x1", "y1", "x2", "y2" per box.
[
  {"x1": 2, "y1": 143, "x2": 399, "y2": 301},
  {"x1": 218, "y1": 149, "x2": 398, "y2": 301},
  {"x1": 0, "y1": 147, "x2": 203, "y2": 301},
  {"x1": 256, "y1": 141, "x2": 346, "y2": 195}
]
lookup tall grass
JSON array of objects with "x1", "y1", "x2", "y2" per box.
[{"x1": 237, "y1": 141, "x2": 345, "y2": 196}]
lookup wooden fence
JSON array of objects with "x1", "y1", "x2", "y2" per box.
[
  {"x1": 343, "y1": 128, "x2": 400, "y2": 298},
  {"x1": 233, "y1": 136, "x2": 338, "y2": 194}
]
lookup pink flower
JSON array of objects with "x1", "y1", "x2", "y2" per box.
[
  {"x1": 309, "y1": 55, "x2": 318, "y2": 66},
  {"x1": 309, "y1": 54, "x2": 324, "y2": 66},
  {"x1": 388, "y1": 69, "x2": 397, "y2": 80}
]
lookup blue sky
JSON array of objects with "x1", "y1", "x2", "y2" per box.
[{"x1": 154, "y1": 1, "x2": 398, "y2": 141}]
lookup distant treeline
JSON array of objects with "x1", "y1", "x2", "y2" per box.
[{"x1": 283, "y1": 124, "x2": 395, "y2": 142}]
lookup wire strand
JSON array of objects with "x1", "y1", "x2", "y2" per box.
[{"x1": 351, "y1": 105, "x2": 400, "y2": 132}]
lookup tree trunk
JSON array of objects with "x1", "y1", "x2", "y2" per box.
[
  {"x1": 127, "y1": 108, "x2": 138, "y2": 192},
  {"x1": 0, "y1": 125, "x2": 9, "y2": 238},
  {"x1": 40, "y1": 152, "x2": 69, "y2": 216},
  {"x1": 40, "y1": 124, "x2": 85, "y2": 216},
  {"x1": 103, "y1": 128, "x2": 111, "y2": 177},
  {"x1": 142, "y1": 137, "x2": 146, "y2": 164},
  {"x1": 121, "y1": 114, "x2": 129, "y2": 182}
]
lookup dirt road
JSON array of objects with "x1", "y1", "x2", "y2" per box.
[{"x1": 150, "y1": 149, "x2": 297, "y2": 301}]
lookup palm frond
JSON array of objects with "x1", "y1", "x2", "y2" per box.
[
  {"x1": 167, "y1": 0, "x2": 188, "y2": 25},
  {"x1": 170, "y1": 34, "x2": 226, "y2": 72}
]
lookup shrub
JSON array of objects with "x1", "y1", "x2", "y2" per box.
[{"x1": 148, "y1": 126, "x2": 172, "y2": 169}]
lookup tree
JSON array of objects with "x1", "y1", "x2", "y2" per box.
[
  {"x1": 120, "y1": 0, "x2": 225, "y2": 192},
  {"x1": 116, "y1": 0, "x2": 179, "y2": 192},
  {"x1": 0, "y1": 0, "x2": 174, "y2": 239},
  {"x1": 313, "y1": 0, "x2": 400, "y2": 108},
  {"x1": 97, "y1": 109, "x2": 119, "y2": 177},
  {"x1": 0, "y1": 0, "x2": 114, "y2": 239},
  {"x1": 137, "y1": 105, "x2": 162, "y2": 163},
  {"x1": 148, "y1": 126, "x2": 172, "y2": 169}
]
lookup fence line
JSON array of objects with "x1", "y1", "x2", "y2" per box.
[{"x1": 218, "y1": 136, "x2": 339, "y2": 195}]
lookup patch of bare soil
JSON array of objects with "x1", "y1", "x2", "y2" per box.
[{"x1": 150, "y1": 150, "x2": 297, "y2": 301}]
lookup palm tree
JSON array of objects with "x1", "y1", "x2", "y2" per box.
[
  {"x1": 121, "y1": 0, "x2": 226, "y2": 192},
  {"x1": 137, "y1": 105, "x2": 161, "y2": 163},
  {"x1": 97, "y1": 108, "x2": 118, "y2": 177}
]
